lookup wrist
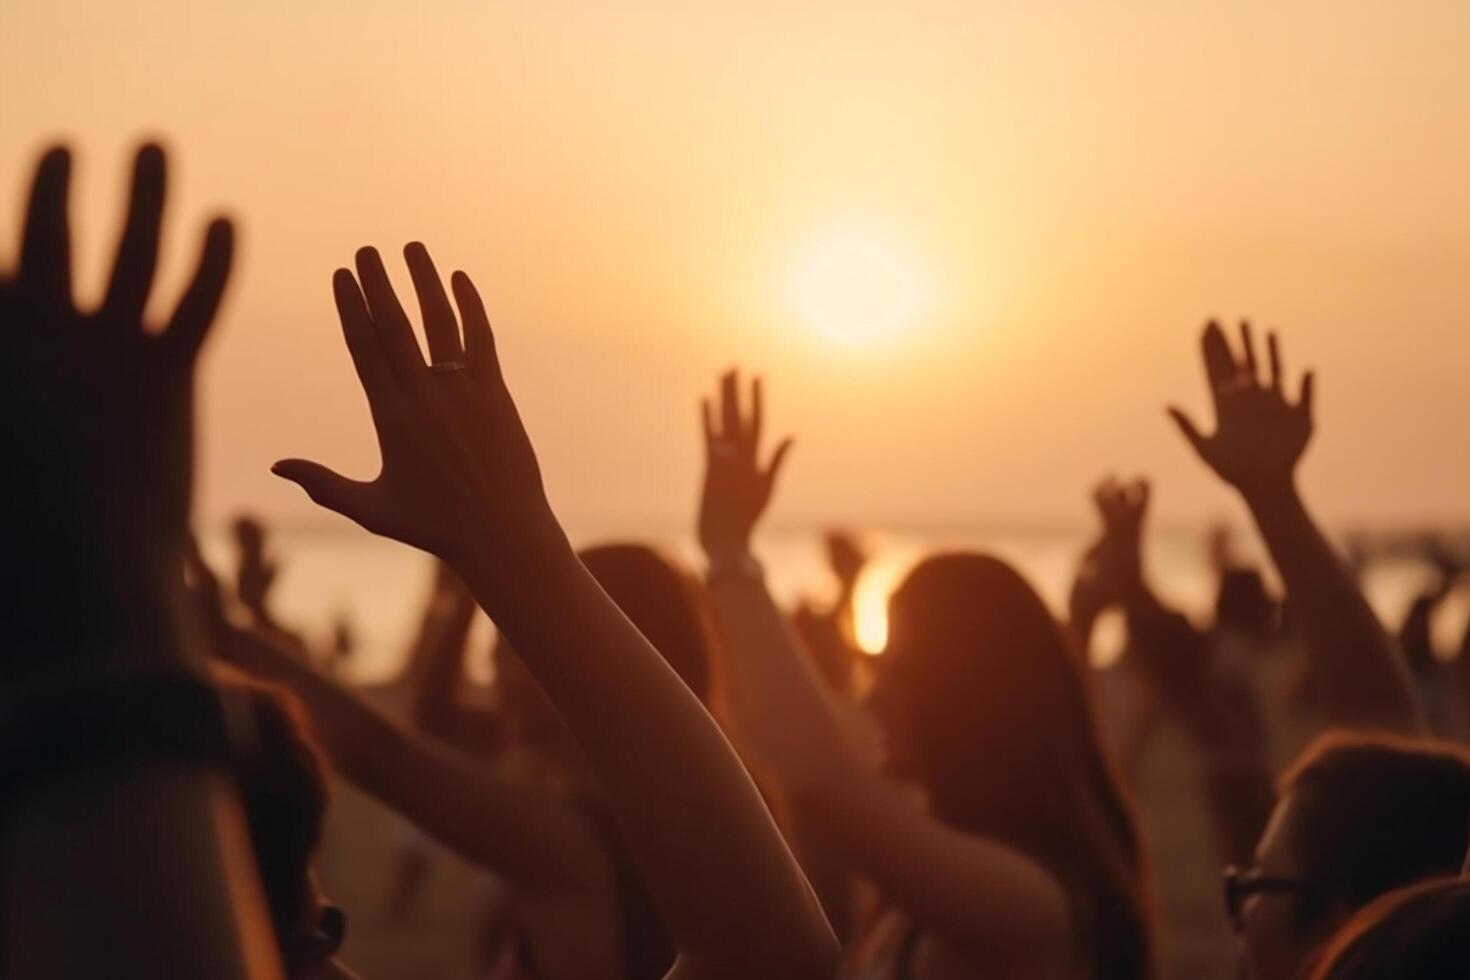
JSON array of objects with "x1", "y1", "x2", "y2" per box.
[
  {"x1": 698, "y1": 520, "x2": 756, "y2": 568},
  {"x1": 451, "y1": 508, "x2": 577, "y2": 607},
  {"x1": 1236, "y1": 473, "x2": 1300, "y2": 513},
  {"x1": 706, "y1": 551, "x2": 765, "y2": 589}
]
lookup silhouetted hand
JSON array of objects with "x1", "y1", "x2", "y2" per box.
[
  {"x1": 183, "y1": 536, "x2": 230, "y2": 637},
  {"x1": 231, "y1": 515, "x2": 278, "y2": 618},
  {"x1": 1071, "y1": 478, "x2": 1150, "y2": 626},
  {"x1": 2, "y1": 145, "x2": 233, "y2": 659},
  {"x1": 273, "y1": 244, "x2": 554, "y2": 571},
  {"x1": 1169, "y1": 320, "x2": 1314, "y2": 501},
  {"x1": 825, "y1": 531, "x2": 867, "y2": 594},
  {"x1": 697, "y1": 369, "x2": 793, "y2": 563}
]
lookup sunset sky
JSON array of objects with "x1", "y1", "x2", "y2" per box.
[{"x1": 4, "y1": 1, "x2": 1467, "y2": 536}]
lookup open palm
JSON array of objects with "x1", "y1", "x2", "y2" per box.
[
  {"x1": 2, "y1": 145, "x2": 232, "y2": 647},
  {"x1": 274, "y1": 244, "x2": 553, "y2": 570},
  {"x1": 1169, "y1": 320, "x2": 1314, "y2": 499},
  {"x1": 697, "y1": 369, "x2": 793, "y2": 562}
]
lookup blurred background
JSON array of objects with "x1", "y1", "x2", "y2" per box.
[{"x1": 4, "y1": 3, "x2": 1469, "y2": 976}]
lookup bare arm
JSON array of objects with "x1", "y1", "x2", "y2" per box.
[
  {"x1": 2, "y1": 144, "x2": 279, "y2": 978},
  {"x1": 271, "y1": 246, "x2": 836, "y2": 980},
  {"x1": 1169, "y1": 322, "x2": 1423, "y2": 734},
  {"x1": 403, "y1": 563, "x2": 504, "y2": 754},
  {"x1": 697, "y1": 371, "x2": 1072, "y2": 967},
  {"x1": 191, "y1": 581, "x2": 606, "y2": 894},
  {"x1": 1077, "y1": 477, "x2": 1275, "y2": 864}
]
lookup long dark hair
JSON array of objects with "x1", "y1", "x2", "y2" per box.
[{"x1": 880, "y1": 552, "x2": 1153, "y2": 978}]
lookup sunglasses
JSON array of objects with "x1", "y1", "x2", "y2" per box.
[{"x1": 1223, "y1": 866, "x2": 1311, "y2": 932}]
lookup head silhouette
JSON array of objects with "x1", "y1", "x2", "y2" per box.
[
  {"x1": 869, "y1": 552, "x2": 1151, "y2": 978},
  {"x1": 1308, "y1": 877, "x2": 1470, "y2": 980},
  {"x1": 1243, "y1": 733, "x2": 1470, "y2": 980}
]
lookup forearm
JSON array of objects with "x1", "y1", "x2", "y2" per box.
[
  {"x1": 705, "y1": 571, "x2": 868, "y2": 789},
  {"x1": 1244, "y1": 481, "x2": 1422, "y2": 732},
  {"x1": 459, "y1": 531, "x2": 837, "y2": 977},
  {"x1": 215, "y1": 621, "x2": 588, "y2": 887},
  {"x1": 408, "y1": 601, "x2": 477, "y2": 732}
]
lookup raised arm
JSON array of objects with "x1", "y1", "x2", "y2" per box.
[
  {"x1": 1, "y1": 144, "x2": 279, "y2": 979},
  {"x1": 1168, "y1": 321, "x2": 1423, "y2": 734},
  {"x1": 1079, "y1": 478, "x2": 1274, "y2": 865},
  {"x1": 271, "y1": 246, "x2": 835, "y2": 980},
  {"x1": 697, "y1": 371, "x2": 1075, "y2": 968},
  {"x1": 402, "y1": 561, "x2": 505, "y2": 754},
  {"x1": 187, "y1": 546, "x2": 606, "y2": 897}
]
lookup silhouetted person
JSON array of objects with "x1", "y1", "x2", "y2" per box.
[
  {"x1": 1168, "y1": 321, "x2": 1423, "y2": 736},
  {"x1": 696, "y1": 371, "x2": 1154, "y2": 980},
  {"x1": 262, "y1": 244, "x2": 839, "y2": 979},
  {"x1": 1307, "y1": 876, "x2": 1470, "y2": 980},
  {"x1": 1, "y1": 142, "x2": 277, "y2": 977}
]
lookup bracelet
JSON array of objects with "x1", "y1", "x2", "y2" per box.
[{"x1": 0, "y1": 670, "x2": 255, "y2": 815}]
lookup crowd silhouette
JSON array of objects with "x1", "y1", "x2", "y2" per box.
[{"x1": 4, "y1": 141, "x2": 1470, "y2": 980}]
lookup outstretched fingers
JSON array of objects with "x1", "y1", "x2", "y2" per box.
[
  {"x1": 404, "y1": 242, "x2": 463, "y2": 366},
  {"x1": 1298, "y1": 370, "x2": 1315, "y2": 421},
  {"x1": 1239, "y1": 321, "x2": 1259, "y2": 386},
  {"x1": 761, "y1": 436, "x2": 794, "y2": 493},
  {"x1": 1200, "y1": 320, "x2": 1236, "y2": 403},
  {"x1": 701, "y1": 397, "x2": 717, "y2": 446},
  {"x1": 355, "y1": 246, "x2": 425, "y2": 382},
  {"x1": 333, "y1": 268, "x2": 396, "y2": 417},
  {"x1": 102, "y1": 144, "x2": 166, "y2": 324},
  {"x1": 749, "y1": 375, "x2": 765, "y2": 452},
  {"x1": 719, "y1": 368, "x2": 741, "y2": 452},
  {"x1": 19, "y1": 146, "x2": 73, "y2": 312},
  {"x1": 449, "y1": 270, "x2": 498, "y2": 380},
  {"x1": 165, "y1": 217, "x2": 235, "y2": 358},
  {"x1": 1168, "y1": 406, "x2": 1210, "y2": 458},
  {"x1": 1268, "y1": 332, "x2": 1284, "y2": 392}
]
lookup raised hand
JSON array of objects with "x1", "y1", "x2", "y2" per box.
[
  {"x1": 1072, "y1": 477, "x2": 1151, "y2": 622},
  {"x1": 825, "y1": 530, "x2": 867, "y2": 594},
  {"x1": 231, "y1": 515, "x2": 280, "y2": 621},
  {"x1": 1167, "y1": 319, "x2": 1422, "y2": 732},
  {"x1": 1, "y1": 144, "x2": 234, "y2": 659},
  {"x1": 697, "y1": 369, "x2": 793, "y2": 563},
  {"x1": 1169, "y1": 320, "x2": 1314, "y2": 500},
  {"x1": 273, "y1": 244, "x2": 555, "y2": 574}
]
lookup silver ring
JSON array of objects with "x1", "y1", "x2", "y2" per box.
[{"x1": 430, "y1": 360, "x2": 469, "y2": 374}]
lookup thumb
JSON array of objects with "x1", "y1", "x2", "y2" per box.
[
  {"x1": 271, "y1": 459, "x2": 376, "y2": 522},
  {"x1": 761, "y1": 437, "x2": 795, "y2": 495},
  {"x1": 1166, "y1": 407, "x2": 1209, "y2": 458}
]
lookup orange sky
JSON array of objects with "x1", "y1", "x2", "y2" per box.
[{"x1": 3, "y1": 1, "x2": 1468, "y2": 535}]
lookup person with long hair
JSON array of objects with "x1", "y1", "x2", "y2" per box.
[
  {"x1": 694, "y1": 370, "x2": 1154, "y2": 979},
  {"x1": 199, "y1": 540, "x2": 720, "y2": 980}
]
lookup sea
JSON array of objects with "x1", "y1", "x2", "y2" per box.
[{"x1": 199, "y1": 522, "x2": 1470, "y2": 683}]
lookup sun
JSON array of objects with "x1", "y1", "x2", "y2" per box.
[{"x1": 792, "y1": 232, "x2": 922, "y2": 346}]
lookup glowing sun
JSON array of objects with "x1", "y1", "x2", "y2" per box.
[{"x1": 792, "y1": 233, "x2": 922, "y2": 346}]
